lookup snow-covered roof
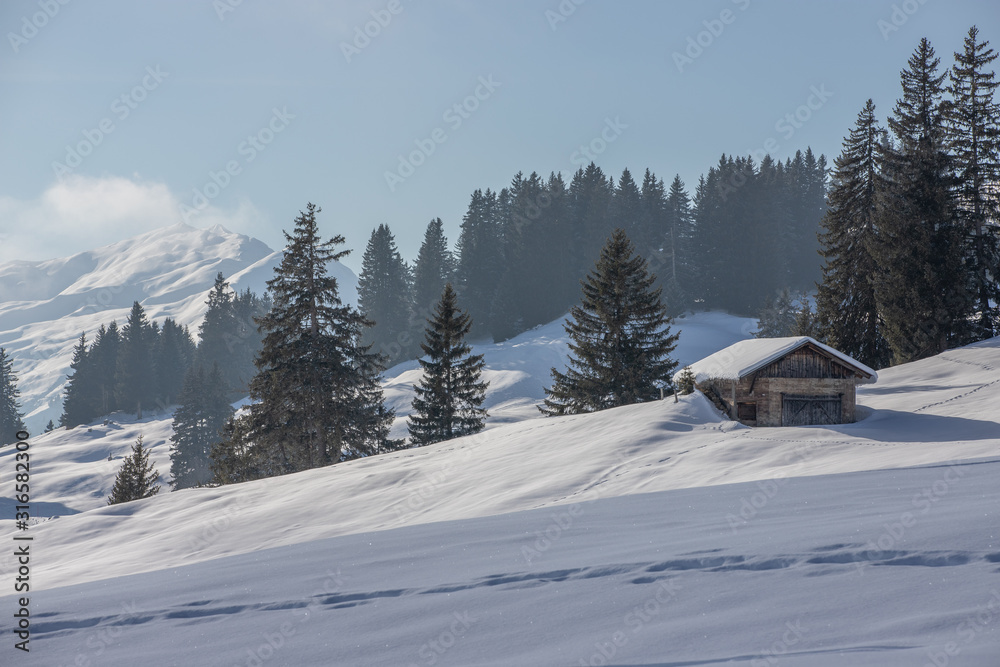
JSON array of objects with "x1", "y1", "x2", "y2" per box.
[{"x1": 675, "y1": 336, "x2": 877, "y2": 385}]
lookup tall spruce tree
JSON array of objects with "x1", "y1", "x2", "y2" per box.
[
  {"x1": 107, "y1": 435, "x2": 160, "y2": 505},
  {"x1": 156, "y1": 318, "x2": 195, "y2": 407},
  {"x1": 949, "y1": 26, "x2": 1000, "y2": 338},
  {"x1": 60, "y1": 333, "x2": 96, "y2": 427},
  {"x1": 875, "y1": 38, "x2": 971, "y2": 362},
  {"x1": 91, "y1": 322, "x2": 121, "y2": 416},
  {"x1": 541, "y1": 229, "x2": 680, "y2": 415},
  {"x1": 659, "y1": 174, "x2": 695, "y2": 314},
  {"x1": 230, "y1": 288, "x2": 270, "y2": 396},
  {"x1": 0, "y1": 348, "x2": 26, "y2": 445},
  {"x1": 169, "y1": 363, "x2": 233, "y2": 489},
  {"x1": 197, "y1": 274, "x2": 240, "y2": 391},
  {"x1": 358, "y1": 224, "x2": 412, "y2": 366},
  {"x1": 455, "y1": 188, "x2": 504, "y2": 337},
  {"x1": 115, "y1": 301, "x2": 156, "y2": 418},
  {"x1": 816, "y1": 99, "x2": 894, "y2": 369},
  {"x1": 412, "y1": 218, "x2": 455, "y2": 323},
  {"x1": 408, "y1": 284, "x2": 488, "y2": 446},
  {"x1": 234, "y1": 203, "x2": 394, "y2": 475}
]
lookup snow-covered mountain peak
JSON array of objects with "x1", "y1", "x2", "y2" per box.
[{"x1": 0, "y1": 222, "x2": 357, "y2": 433}]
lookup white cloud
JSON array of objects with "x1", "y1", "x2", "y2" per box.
[{"x1": 0, "y1": 175, "x2": 273, "y2": 266}]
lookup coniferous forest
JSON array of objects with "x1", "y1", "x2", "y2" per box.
[{"x1": 41, "y1": 28, "x2": 998, "y2": 488}]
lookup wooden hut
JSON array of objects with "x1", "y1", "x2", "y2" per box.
[{"x1": 677, "y1": 337, "x2": 877, "y2": 427}]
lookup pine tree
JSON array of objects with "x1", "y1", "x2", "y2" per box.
[
  {"x1": 676, "y1": 367, "x2": 696, "y2": 395},
  {"x1": 358, "y1": 224, "x2": 412, "y2": 367},
  {"x1": 569, "y1": 163, "x2": 615, "y2": 280},
  {"x1": 60, "y1": 332, "x2": 96, "y2": 427},
  {"x1": 659, "y1": 174, "x2": 695, "y2": 314},
  {"x1": 91, "y1": 322, "x2": 121, "y2": 416},
  {"x1": 875, "y1": 38, "x2": 971, "y2": 362},
  {"x1": 455, "y1": 188, "x2": 504, "y2": 338},
  {"x1": 408, "y1": 284, "x2": 489, "y2": 445},
  {"x1": 230, "y1": 288, "x2": 270, "y2": 397},
  {"x1": 541, "y1": 229, "x2": 680, "y2": 415},
  {"x1": 210, "y1": 415, "x2": 259, "y2": 485},
  {"x1": 949, "y1": 26, "x2": 1000, "y2": 339},
  {"x1": 235, "y1": 203, "x2": 395, "y2": 475},
  {"x1": 169, "y1": 363, "x2": 233, "y2": 489},
  {"x1": 412, "y1": 218, "x2": 455, "y2": 324},
  {"x1": 197, "y1": 273, "x2": 240, "y2": 391},
  {"x1": 816, "y1": 100, "x2": 893, "y2": 369},
  {"x1": 107, "y1": 435, "x2": 160, "y2": 505},
  {"x1": 0, "y1": 348, "x2": 26, "y2": 445},
  {"x1": 155, "y1": 318, "x2": 194, "y2": 408},
  {"x1": 754, "y1": 289, "x2": 797, "y2": 338},
  {"x1": 613, "y1": 168, "x2": 643, "y2": 248},
  {"x1": 116, "y1": 302, "x2": 156, "y2": 418}
]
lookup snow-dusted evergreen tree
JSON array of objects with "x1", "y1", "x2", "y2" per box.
[
  {"x1": 60, "y1": 332, "x2": 95, "y2": 427},
  {"x1": 358, "y1": 224, "x2": 412, "y2": 365},
  {"x1": 234, "y1": 203, "x2": 395, "y2": 475},
  {"x1": 541, "y1": 229, "x2": 679, "y2": 416},
  {"x1": 816, "y1": 99, "x2": 893, "y2": 369},
  {"x1": 44, "y1": 420, "x2": 55, "y2": 433},
  {"x1": 0, "y1": 348, "x2": 26, "y2": 445},
  {"x1": 116, "y1": 301, "x2": 156, "y2": 418},
  {"x1": 949, "y1": 26, "x2": 1000, "y2": 339},
  {"x1": 875, "y1": 38, "x2": 971, "y2": 362},
  {"x1": 677, "y1": 367, "x2": 696, "y2": 395},
  {"x1": 107, "y1": 435, "x2": 160, "y2": 505},
  {"x1": 408, "y1": 284, "x2": 488, "y2": 446},
  {"x1": 169, "y1": 363, "x2": 233, "y2": 489}
]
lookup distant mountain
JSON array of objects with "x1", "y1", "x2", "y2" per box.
[{"x1": 0, "y1": 222, "x2": 358, "y2": 433}]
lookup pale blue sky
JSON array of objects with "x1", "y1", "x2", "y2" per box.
[{"x1": 1, "y1": 0, "x2": 997, "y2": 273}]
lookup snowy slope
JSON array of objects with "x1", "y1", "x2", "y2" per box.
[
  {"x1": 0, "y1": 332, "x2": 997, "y2": 664},
  {"x1": 0, "y1": 223, "x2": 357, "y2": 433},
  {"x1": 10, "y1": 459, "x2": 999, "y2": 666},
  {"x1": 3, "y1": 335, "x2": 998, "y2": 594}
]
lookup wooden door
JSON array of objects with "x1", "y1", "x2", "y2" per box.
[{"x1": 781, "y1": 396, "x2": 841, "y2": 426}]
